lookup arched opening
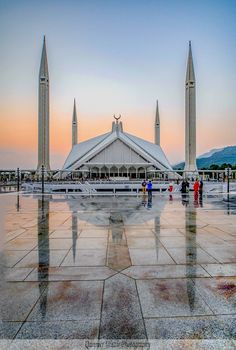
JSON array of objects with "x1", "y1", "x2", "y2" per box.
[
  {"x1": 91, "y1": 167, "x2": 99, "y2": 179},
  {"x1": 119, "y1": 166, "x2": 127, "y2": 177},
  {"x1": 100, "y1": 166, "x2": 108, "y2": 178},
  {"x1": 110, "y1": 166, "x2": 118, "y2": 177},
  {"x1": 138, "y1": 167, "x2": 145, "y2": 179},
  {"x1": 129, "y1": 166, "x2": 136, "y2": 179}
]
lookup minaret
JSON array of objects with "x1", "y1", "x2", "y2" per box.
[
  {"x1": 37, "y1": 36, "x2": 50, "y2": 171},
  {"x1": 184, "y1": 41, "x2": 197, "y2": 174},
  {"x1": 155, "y1": 100, "x2": 160, "y2": 145},
  {"x1": 72, "y1": 98, "x2": 78, "y2": 146}
]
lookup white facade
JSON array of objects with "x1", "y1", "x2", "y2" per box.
[
  {"x1": 63, "y1": 120, "x2": 173, "y2": 178},
  {"x1": 37, "y1": 36, "x2": 50, "y2": 171}
]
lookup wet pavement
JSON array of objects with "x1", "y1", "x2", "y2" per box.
[{"x1": 0, "y1": 193, "x2": 236, "y2": 349}]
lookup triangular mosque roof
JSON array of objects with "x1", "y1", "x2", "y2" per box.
[{"x1": 63, "y1": 122, "x2": 173, "y2": 171}]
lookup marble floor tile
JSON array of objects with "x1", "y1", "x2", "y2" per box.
[
  {"x1": 49, "y1": 230, "x2": 77, "y2": 238},
  {"x1": 127, "y1": 237, "x2": 160, "y2": 249},
  {"x1": 79, "y1": 229, "x2": 109, "y2": 238},
  {"x1": 25, "y1": 266, "x2": 116, "y2": 281},
  {"x1": 125, "y1": 229, "x2": 155, "y2": 238},
  {"x1": 76, "y1": 238, "x2": 107, "y2": 249},
  {"x1": 4, "y1": 267, "x2": 34, "y2": 281},
  {"x1": 16, "y1": 320, "x2": 99, "y2": 339},
  {"x1": 106, "y1": 243, "x2": 131, "y2": 271},
  {"x1": 159, "y1": 237, "x2": 199, "y2": 248},
  {"x1": 0, "y1": 321, "x2": 23, "y2": 339},
  {"x1": 3, "y1": 250, "x2": 31, "y2": 268},
  {"x1": 5, "y1": 238, "x2": 38, "y2": 251},
  {"x1": 100, "y1": 274, "x2": 147, "y2": 339},
  {"x1": 38, "y1": 239, "x2": 73, "y2": 250},
  {"x1": 167, "y1": 247, "x2": 219, "y2": 264},
  {"x1": 137, "y1": 279, "x2": 213, "y2": 317},
  {"x1": 123, "y1": 265, "x2": 210, "y2": 279},
  {"x1": 14, "y1": 250, "x2": 69, "y2": 268},
  {"x1": 145, "y1": 315, "x2": 236, "y2": 339},
  {"x1": 27, "y1": 281, "x2": 103, "y2": 321},
  {"x1": 5, "y1": 229, "x2": 26, "y2": 242},
  {"x1": 158, "y1": 228, "x2": 184, "y2": 237},
  {"x1": 0, "y1": 282, "x2": 47, "y2": 321},
  {"x1": 201, "y1": 263, "x2": 236, "y2": 277},
  {"x1": 193, "y1": 277, "x2": 236, "y2": 314},
  {"x1": 129, "y1": 248, "x2": 175, "y2": 265},
  {"x1": 202, "y1": 246, "x2": 236, "y2": 263},
  {"x1": 61, "y1": 249, "x2": 106, "y2": 267}
]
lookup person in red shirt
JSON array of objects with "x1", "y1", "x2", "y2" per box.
[{"x1": 193, "y1": 179, "x2": 200, "y2": 200}]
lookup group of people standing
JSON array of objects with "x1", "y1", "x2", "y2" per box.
[
  {"x1": 141, "y1": 180, "x2": 153, "y2": 198},
  {"x1": 181, "y1": 178, "x2": 203, "y2": 199},
  {"x1": 141, "y1": 178, "x2": 204, "y2": 199}
]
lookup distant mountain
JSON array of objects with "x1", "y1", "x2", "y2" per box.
[{"x1": 173, "y1": 146, "x2": 236, "y2": 170}]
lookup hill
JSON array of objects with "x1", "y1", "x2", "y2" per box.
[{"x1": 173, "y1": 146, "x2": 236, "y2": 170}]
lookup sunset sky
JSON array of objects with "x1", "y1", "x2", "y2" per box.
[{"x1": 0, "y1": 0, "x2": 236, "y2": 169}]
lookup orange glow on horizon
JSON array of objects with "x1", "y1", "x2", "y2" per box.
[{"x1": 0, "y1": 102, "x2": 235, "y2": 167}]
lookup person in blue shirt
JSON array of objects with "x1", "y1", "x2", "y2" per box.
[{"x1": 147, "y1": 180, "x2": 152, "y2": 199}]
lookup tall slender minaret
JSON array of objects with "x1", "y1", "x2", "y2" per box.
[
  {"x1": 37, "y1": 36, "x2": 50, "y2": 171},
  {"x1": 155, "y1": 100, "x2": 160, "y2": 145},
  {"x1": 184, "y1": 41, "x2": 197, "y2": 173},
  {"x1": 72, "y1": 98, "x2": 78, "y2": 146}
]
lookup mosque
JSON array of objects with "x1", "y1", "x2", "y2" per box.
[{"x1": 37, "y1": 37, "x2": 197, "y2": 178}]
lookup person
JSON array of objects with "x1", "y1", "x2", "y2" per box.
[
  {"x1": 181, "y1": 180, "x2": 188, "y2": 194},
  {"x1": 199, "y1": 178, "x2": 203, "y2": 198},
  {"x1": 147, "y1": 180, "x2": 152, "y2": 199},
  {"x1": 169, "y1": 181, "x2": 173, "y2": 201},
  {"x1": 141, "y1": 179, "x2": 147, "y2": 194},
  {"x1": 193, "y1": 179, "x2": 200, "y2": 200}
]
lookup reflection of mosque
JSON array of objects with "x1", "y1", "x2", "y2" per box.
[{"x1": 17, "y1": 194, "x2": 202, "y2": 316}]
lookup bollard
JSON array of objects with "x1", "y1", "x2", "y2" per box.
[
  {"x1": 41, "y1": 165, "x2": 45, "y2": 194},
  {"x1": 17, "y1": 167, "x2": 20, "y2": 192}
]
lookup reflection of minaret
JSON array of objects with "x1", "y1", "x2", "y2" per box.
[
  {"x1": 107, "y1": 212, "x2": 131, "y2": 271},
  {"x1": 153, "y1": 216, "x2": 160, "y2": 262},
  {"x1": 37, "y1": 195, "x2": 50, "y2": 318},
  {"x1": 185, "y1": 204, "x2": 197, "y2": 312},
  {"x1": 72, "y1": 99, "x2": 78, "y2": 146},
  {"x1": 184, "y1": 41, "x2": 197, "y2": 173},
  {"x1": 37, "y1": 36, "x2": 50, "y2": 171},
  {"x1": 154, "y1": 100, "x2": 160, "y2": 145},
  {"x1": 72, "y1": 210, "x2": 78, "y2": 262}
]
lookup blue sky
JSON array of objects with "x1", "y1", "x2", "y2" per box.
[{"x1": 0, "y1": 0, "x2": 236, "y2": 168}]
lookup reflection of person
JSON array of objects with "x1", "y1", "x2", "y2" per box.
[
  {"x1": 147, "y1": 195, "x2": 152, "y2": 209},
  {"x1": 169, "y1": 181, "x2": 173, "y2": 201},
  {"x1": 181, "y1": 194, "x2": 189, "y2": 207},
  {"x1": 141, "y1": 180, "x2": 147, "y2": 194}
]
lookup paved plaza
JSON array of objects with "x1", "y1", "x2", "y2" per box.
[{"x1": 0, "y1": 193, "x2": 235, "y2": 349}]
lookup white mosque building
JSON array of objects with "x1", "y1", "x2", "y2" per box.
[{"x1": 37, "y1": 38, "x2": 197, "y2": 179}]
